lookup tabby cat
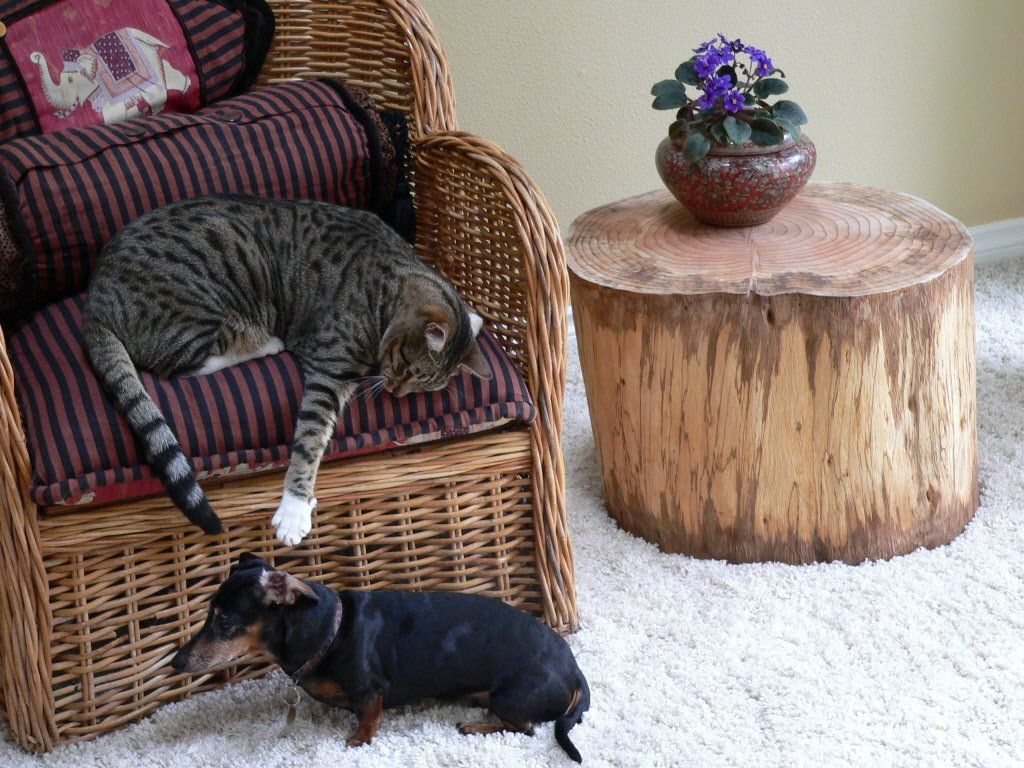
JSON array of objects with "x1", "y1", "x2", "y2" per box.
[{"x1": 82, "y1": 196, "x2": 491, "y2": 546}]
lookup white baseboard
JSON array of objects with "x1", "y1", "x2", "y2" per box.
[{"x1": 971, "y1": 217, "x2": 1024, "y2": 266}]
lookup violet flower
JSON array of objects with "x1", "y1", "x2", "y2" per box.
[
  {"x1": 692, "y1": 36, "x2": 717, "y2": 54},
  {"x1": 694, "y1": 52, "x2": 721, "y2": 79},
  {"x1": 704, "y1": 75, "x2": 733, "y2": 96},
  {"x1": 719, "y1": 34, "x2": 745, "y2": 53},
  {"x1": 723, "y1": 90, "x2": 745, "y2": 113},
  {"x1": 651, "y1": 35, "x2": 806, "y2": 161},
  {"x1": 745, "y1": 46, "x2": 774, "y2": 76}
]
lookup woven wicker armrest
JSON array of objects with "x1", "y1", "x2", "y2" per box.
[
  {"x1": 413, "y1": 131, "x2": 576, "y2": 630},
  {"x1": 260, "y1": 0, "x2": 459, "y2": 136},
  {"x1": 0, "y1": 329, "x2": 52, "y2": 748}
]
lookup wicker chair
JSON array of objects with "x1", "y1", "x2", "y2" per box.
[{"x1": 0, "y1": 0, "x2": 574, "y2": 751}]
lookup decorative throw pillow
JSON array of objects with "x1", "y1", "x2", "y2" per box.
[
  {"x1": 0, "y1": 78, "x2": 413, "y2": 318},
  {"x1": 0, "y1": 0, "x2": 274, "y2": 140}
]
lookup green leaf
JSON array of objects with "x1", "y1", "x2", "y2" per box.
[
  {"x1": 750, "y1": 118, "x2": 785, "y2": 146},
  {"x1": 750, "y1": 128, "x2": 783, "y2": 146},
  {"x1": 669, "y1": 120, "x2": 686, "y2": 140},
  {"x1": 652, "y1": 91, "x2": 687, "y2": 110},
  {"x1": 709, "y1": 123, "x2": 729, "y2": 145},
  {"x1": 723, "y1": 115, "x2": 752, "y2": 144},
  {"x1": 743, "y1": 93, "x2": 757, "y2": 107},
  {"x1": 774, "y1": 118, "x2": 800, "y2": 140},
  {"x1": 675, "y1": 60, "x2": 702, "y2": 86},
  {"x1": 682, "y1": 131, "x2": 711, "y2": 161},
  {"x1": 771, "y1": 99, "x2": 807, "y2": 126},
  {"x1": 753, "y1": 78, "x2": 789, "y2": 98},
  {"x1": 651, "y1": 79, "x2": 686, "y2": 99}
]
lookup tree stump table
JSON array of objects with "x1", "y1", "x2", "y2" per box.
[{"x1": 567, "y1": 183, "x2": 977, "y2": 564}]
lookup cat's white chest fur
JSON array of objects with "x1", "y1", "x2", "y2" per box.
[{"x1": 186, "y1": 336, "x2": 285, "y2": 377}]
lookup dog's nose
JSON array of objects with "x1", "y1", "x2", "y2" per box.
[{"x1": 170, "y1": 648, "x2": 189, "y2": 673}]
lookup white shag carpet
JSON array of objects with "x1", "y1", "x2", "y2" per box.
[{"x1": 4, "y1": 259, "x2": 1024, "y2": 768}]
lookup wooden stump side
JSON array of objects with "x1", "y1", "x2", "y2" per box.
[{"x1": 571, "y1": 256, "x2": 978, "y2": 564}]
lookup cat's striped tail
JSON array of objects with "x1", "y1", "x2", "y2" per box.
[{"x1": 81, "y1": 321, "x2": 222, "y2": 534}]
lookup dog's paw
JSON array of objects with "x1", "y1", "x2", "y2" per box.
[
  {"x1": 272, "y1": 492, "x2": 315, "y2": 546},
  {"x1": 346, "y1": 735, "x2": 371, "y2": 748},
  {"x1": 457, "y1": 721, "x2": 494, "y2": 736}
]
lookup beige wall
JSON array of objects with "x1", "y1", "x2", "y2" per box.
[{"x1": 429, "y1": 0, "x2": 1024, "y2": 230}]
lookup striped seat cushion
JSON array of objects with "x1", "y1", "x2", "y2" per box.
[
  {"x1": 0, "y1": 78, "x2": 405, "y2": 317},
  {"x1": 0, "y1": 0, "x2": 273, "y2": 141},
  {"x1": 10, "y1": 294, "x2": 535, "y2": 509}
]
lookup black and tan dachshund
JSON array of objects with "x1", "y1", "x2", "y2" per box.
[{"x1": 172, "y1": 554, "x2": 590, "y2": 762}]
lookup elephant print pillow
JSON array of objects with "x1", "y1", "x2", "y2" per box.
[{"x1": 0, "y1": 0, "x2": 274, "y2": 139}]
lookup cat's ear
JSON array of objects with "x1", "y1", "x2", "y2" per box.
[
  {"x1": 425, "y1": 322, "x2": 448, "y2": 353},
  {"x1": 260, "y1": 570, "x2": 319, "y2": 606},
  {"x1": 469, "y1": 312, "x2": 485, "y2": 337},
  {"x1": 462, "y1": 340, "x2": 493, "y2": 380}
]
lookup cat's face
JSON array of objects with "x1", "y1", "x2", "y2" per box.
[{"x1": 378, "y1": 306, "x2": 492, "y2": 397}]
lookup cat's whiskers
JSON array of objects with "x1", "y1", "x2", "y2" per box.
[
  {"x1": 447, "y1": 377, "x2": 466, "y2": 409},
  {"x1": 354, "y1": 376, "x2": 386, "y2": 406}
]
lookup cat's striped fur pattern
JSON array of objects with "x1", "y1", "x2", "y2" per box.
[{"x1": 83, "y1": 196, "x2": 491, "y2": 545}]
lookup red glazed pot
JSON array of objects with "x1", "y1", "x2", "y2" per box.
[{"x1": 656, "y1": 134, "x2": 816, "y2": 226}]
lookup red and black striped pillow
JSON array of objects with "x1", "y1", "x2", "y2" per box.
[
  {"x1": 0, "y1": 78, "x2": 410, "y2": 317},
  {"x1": 0, "y1": 0, "x2": 273, "y2": 140}
]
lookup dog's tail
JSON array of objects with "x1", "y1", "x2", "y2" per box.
[
  {"x1": 81, "y1": 320, "x2": 222, "y2": 534},
  {"x1": 554, "y1": 671, "x2": 590, "y2": 763}
]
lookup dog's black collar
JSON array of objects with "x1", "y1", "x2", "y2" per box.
[{"x1": 290, "y1": 594, "x2": 343, "y2": 681}]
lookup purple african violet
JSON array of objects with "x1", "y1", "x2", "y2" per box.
[{"x1": 650, "y1": 34, "x2": 809, "y2": 163}]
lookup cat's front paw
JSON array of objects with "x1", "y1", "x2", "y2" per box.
[
  {"x1": 264, "y1": 336, "x2": 285, "y2": 356},
  {"x1": 272, "y1": 492, "x2": 316, "y2": 546}
]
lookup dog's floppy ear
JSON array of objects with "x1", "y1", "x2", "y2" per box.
[
  {"x1": 261, "y1": 570, "x2": 319, "y2": 606},
  {"x1": 231, "y1": 552, "x2": 270, "y2": 574}
]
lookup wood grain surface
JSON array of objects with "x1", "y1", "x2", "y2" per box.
[{"x1": 568, "y1": 184, "x2": 973, "y2": 297}]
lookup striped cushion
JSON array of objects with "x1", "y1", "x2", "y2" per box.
[
  {"x1": 10, "y1": 294, "x2": 535, "y2": 509},
  {"x1": 0, "y1": 0, "x2": 272, "y2": 142},
  {"x1": 0, "y1": 51, "x2": 37, "y2": 142},
  {"x1": 0, "y1": 78, "x2": 397, "y2": 315},
  {"x1": 168, "y1": 0, "x2": 273, "y2": 103}
]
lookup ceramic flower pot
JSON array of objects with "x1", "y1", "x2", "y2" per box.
[{"x1": 656, "y1": 134, "x2": 816, "y2": 227}]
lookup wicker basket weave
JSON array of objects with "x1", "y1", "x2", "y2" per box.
[{"x1": 0, "y1": 0, "x2": 574, "y2": 751}]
